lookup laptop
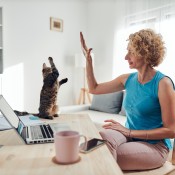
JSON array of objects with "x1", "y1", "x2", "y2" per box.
[{"x1": 0, "y1": 95, "x2": 70, "y2": 145}]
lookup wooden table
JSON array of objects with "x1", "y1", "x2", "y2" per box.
[{"x1": 0, "y1": 114, "x2": 123, "y2": 175}]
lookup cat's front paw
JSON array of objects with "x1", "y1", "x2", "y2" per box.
[
  {"x1": 48, "y1": 57, "x2": 53, "y2": 62},
  {"x1": 59, "y1": 78, "x2": 68, "y2": 86},
  {"x1": 53, "y1": 114, "x2": 59, "y2": 117},
  {"x1": 47, "y1": 115, "x2": 54, "y2": 120}
]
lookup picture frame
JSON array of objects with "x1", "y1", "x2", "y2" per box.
[{"x1": 50, "y1": 17, "x2": 63, "y2": 32}]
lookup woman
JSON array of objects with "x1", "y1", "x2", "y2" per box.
[{"x1": 80, "y1": 29, "x2": 175, "y2": 170}]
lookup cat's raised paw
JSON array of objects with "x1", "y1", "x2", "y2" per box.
[{"x1": 48, "y1": 57, "x2": 53, "y2": 62}]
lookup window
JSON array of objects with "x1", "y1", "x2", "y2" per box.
[{"x1": 113, "y1": 3, "x2": 175, "y2": 84}]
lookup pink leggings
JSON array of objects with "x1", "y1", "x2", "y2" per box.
[{"x1": 99, "y1": 129, "x2": 169, "y2": 171}]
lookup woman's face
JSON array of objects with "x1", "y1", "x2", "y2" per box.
[{"x1": 125, "y1": 46, "x2": 145, "y2": 69}]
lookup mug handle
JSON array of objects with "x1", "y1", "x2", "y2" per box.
[{"x1": 79, "y1": 135, "x2": 87, "y2": 151}]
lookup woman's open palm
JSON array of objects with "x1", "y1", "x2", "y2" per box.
[{"x1": 80, "y1": 32, "x2": 92, "y2": 61}]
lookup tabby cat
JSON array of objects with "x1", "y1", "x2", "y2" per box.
[{"x1": 14, "y1": 57, "x2": 68, "y2": 119}]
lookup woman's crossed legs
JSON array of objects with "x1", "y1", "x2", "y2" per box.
[{"x1": 99, "y1": 129, "x2": 169, "y2": 171}]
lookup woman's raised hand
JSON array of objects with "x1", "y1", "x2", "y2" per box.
[{"x1": 80, "y1": 32, "x2": 92, "y2": 61}]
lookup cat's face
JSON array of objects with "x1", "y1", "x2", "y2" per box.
[{"x1": 42, "y1": 63, "x2": 52, "y2": 79}]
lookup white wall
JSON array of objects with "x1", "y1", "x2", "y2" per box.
[
  {"x1": 87, "y1": 1, "x2": 116, "y2": 82},
  {"x1": 0, "y1": 0, "x2": 88, "y2": 111},
  {"x1": 87, "y1": 0, "x2": 127, "y2": 82},
  {"x1": 86, "y1": 0, "x2": 170, "y2": 81},
  {"x1": 0, "y1": 0, "x2": 171, "y2": 112},
  {"x1": 0, "y1": 0, "x2": 122, "y2": 111}
]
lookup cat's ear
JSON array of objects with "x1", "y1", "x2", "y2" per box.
[{"x1": 43, "y1": 63, "x2": 47, "y2": 69}]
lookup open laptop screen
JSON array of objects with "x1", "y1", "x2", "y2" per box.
[{"x1": 0, "y1": 95, "x2": 19, "y2": 129}]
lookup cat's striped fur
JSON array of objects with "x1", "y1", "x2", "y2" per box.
[{"x1": 14, "y1": 57, "x2": 68, "y2": 119}]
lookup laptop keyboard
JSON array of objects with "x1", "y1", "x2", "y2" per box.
[{"x1": 30, "y1": 125, "x2": 54, "y2": 140}]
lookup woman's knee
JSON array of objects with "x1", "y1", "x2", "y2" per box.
[
  {"x1": 117, "y1": 142, "x2": 168, "y2": 171},
  {"x1": 118, "y1": 154, "x2": 166, "y2": 171}
]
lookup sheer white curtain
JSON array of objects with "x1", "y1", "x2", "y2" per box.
[
  {"x1": 157, "y1": 6, "x2": 175, "y2": 82},
  {"x1": 113, "y1": 0, "x2": 175, "y2": 83}
]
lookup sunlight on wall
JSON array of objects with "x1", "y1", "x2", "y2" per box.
[
  {"x1": 157, "y1": 18, "x2": 175, "y2": 83},
  {"x1": 113, "y1": 6, "x2": 175, "y2": 84},
  {"x1": 2, "y1": 63, "x2": 24, "y2": 110}
]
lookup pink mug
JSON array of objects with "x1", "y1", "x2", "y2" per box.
[{"x1": 54, "y1": 130, "x2": 87, "y2": 164}]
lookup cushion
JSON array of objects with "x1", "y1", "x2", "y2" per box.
[
  {"x1": 119, "y1": 105, "x2": 126, "y2": 116},
  {"x1": 119, "y1": 91, "x2": 126, "y2": 116},
  {"x1": 89, "y1": 91, "x2": 123, "y2": 114}
]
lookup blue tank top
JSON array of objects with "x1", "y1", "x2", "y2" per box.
[{"x1": 124, "y1": 71, "x2": 172, "y2": 149}]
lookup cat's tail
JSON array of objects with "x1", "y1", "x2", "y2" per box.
[
  {"x1": 14, "y1": 110, "x2": 39, "y2": 117},
  {"x1": 59, "y1": 78, "x2": 68, "y2": 86}
]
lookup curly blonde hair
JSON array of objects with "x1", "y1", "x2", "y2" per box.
[{"x1": 128, "y1": 29, "x2": 166, "y2": 67}]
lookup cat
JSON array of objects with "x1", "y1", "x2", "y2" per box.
[{"x1": 14, "y1": 57, "x2": 68, "y2": 119}]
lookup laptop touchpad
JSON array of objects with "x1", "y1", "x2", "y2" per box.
[{"x1": 50, "y1": 123, "x2": 71, "y2": 133}]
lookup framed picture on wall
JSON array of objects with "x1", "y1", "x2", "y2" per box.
[{"x1": 50, "y1": 17, "x2": 63, "y2": 32}]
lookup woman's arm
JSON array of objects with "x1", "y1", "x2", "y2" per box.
[
  {"x1": 80, "y1": 32, "x2": 129, "y2": 94},
  {"x1": 159, "y1": 77, "x2": 175, "y2": 131},
  {"x1": 103, "y1": 120, "x2": 175, "y2": 140},
  {"x1": 130, "y1": 127, "x2": 175, "y2": 139}
]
